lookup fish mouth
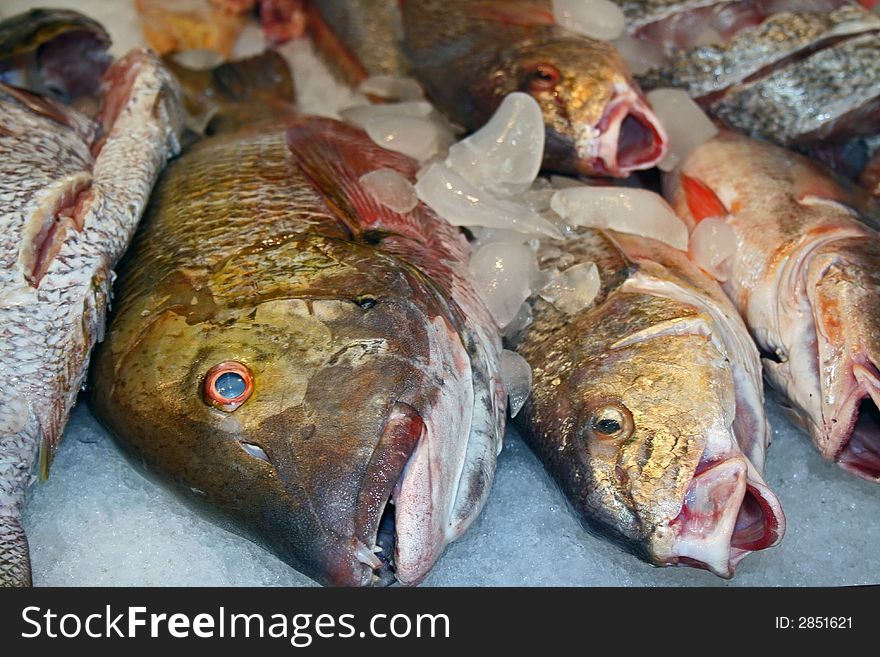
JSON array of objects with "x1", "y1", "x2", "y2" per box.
[
  {"x1": 834, "y1": 361, "x2": 880, "y2": 482},
  {"x1": 578, "y1": 86, "x2": 668, "y2": 177},
  {"x1": 351, "y1": 401, "x2": 428, "y2": 586},
  {"x1": 660, "y1": 454, "x2": 783, "y2": 578}
]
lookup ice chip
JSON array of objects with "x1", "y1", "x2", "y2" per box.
[
  {"x1": 539, "y1": 262, "x2": 601, "y2": 314},
  {"x1": 501, "y1": 350, "x2": 533, "y2": 418},
  {"x1": 611, "y1": 34, "x2": 665, "y2": 76},
  {"x1": 359, "y1": 169, "x2": 419, "y2": 214},
  {"x1": 502, "y1": 302, "x2": 534, "y2": 345},
  {"x1": 553, "y1": 0, "x2": 626, "y2": 41},
  {"x1": 688, "y1": 217, "x2": 737, "y2": 282},
  {"x1": 415, "y1": 164, "x2": 562, "y2": 238},
  {"x1": 340, "y1": 101, "x2": 435, "y2": 129},
  {"x1": 358, "y1": 75, "x2": 424, "y2": 102},
  {"x1": 446, "y1": 92, "x2": 545, "y2": 198},
  {"x1": 550, "y1": 186, "x2": 689, "y2": 250},
  {"x1": 470, "y1": 242, "x2": 538, "y2": 327},
  {"x1": 363, "y1": 115, "x2": 445, "y2": 162},
  {"x1": 646, "y1": 89, "x2": 718, "y2": 173}
]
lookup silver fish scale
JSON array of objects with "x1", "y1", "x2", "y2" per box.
[
  {"x1": 710, "y1": 31, "x2": 880, "y2": 143},
  {"x1": 636, "y1": 5, "x2": 880, "y2": 98},
  {"x1": 0, "y1": 50, "x2": 182, "y2": 528}
]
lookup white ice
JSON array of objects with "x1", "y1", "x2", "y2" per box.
[
  {"x1": 445, "y1": 92, "x2": 544, "y2": 198},
  {"x1": 501, "y1": 350, "x2": 533, "y2": 418},
  {"x1": 550, "y1": 186, "x2": 689, "y2": 250},
  {"x1": 359, "y1": 169, "x2": 419, "y2": 214},
  {"x1": 552, "y1": 0, "x2": 626, "y2": 42},
  {"x1": 647, "y1": 88, "x2": 719, "y2": 173},
  {"x1": 611, "y1": 35, "x2": 666, "y2": 76},
  {"x1": 689, "y1": 217, "x2": 737, "y2": 282},
  {"x1": 469, "y1": 242, "x2": 539, "y2": 328},
  {"x1": 358, "y1": 75, "x2": 424, "y2": 102},
  {"x1": 539, "y1": 262, "x2": 601, "y2": 315}
]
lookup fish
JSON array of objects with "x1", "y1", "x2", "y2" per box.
[
  {"x1": 860, "y1": 144, "x2": 880, "y2": 196},
  {"x1": 622, "y1": 1, "x2": 880, "y2": 148},
  {"x1": 666, "y1": 130, "x2": 880, "y2": 482},
  {"x1": 0, "y1": 10, "x2": 184, "y2": 587},
  {"x1": 514, "y1": 227, "x2": 784, "y2": 577},
  {"x1": 89, "y1": 55, "x2": 506, "y2": 587},
  {"x1": 308, "y1": 0, "x2": 669, "y2": 177}
]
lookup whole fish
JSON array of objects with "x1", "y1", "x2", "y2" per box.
[
  {"x1": 309, "y1": 0, "x2": 669, "y2": 177},
  {"x1": 89, "y1": 57, "x2": 506, "y2": 587},
  {"x1": 622, "y1": 1, "x2": 880, "y2": 147},
  {"x1": 515, "y1": 228, "x2": 784, "y2": 577},
  {"x1": 666, "y1": 131, "x2": 880, "y2": 481},
  {"x1": 0, "y1": 11, "x2": 183, "y2": 586}
]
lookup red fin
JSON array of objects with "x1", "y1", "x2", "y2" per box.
[
  {"x1": 470, "y1": 1, "x2": 555, "y2": 27},
  {"x1": 681, "y1": 173, "x2": 728, "y2": 223},
  {"x1": 286, "y1": 118, "x2": 420, "y2": 236}
]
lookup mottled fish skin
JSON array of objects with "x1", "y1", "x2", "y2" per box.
[
  {"x1": 860, "y1": 145, "x2": 880, "y2": 196},
  {"x1": 311, "y1": 0, "x2": 668, "y2": 177},
  {"x1": 625, "y1": 1, "x2": 880, "y2": 147},
  {"x1": 667, "y1": 131, "x2": 880, "y2": 482},
  {"x1": 0, "y1": 8, "x2": 111, "y2": 102},
  {"x1": 0, "y1": 49, "x2": 184, "y2": 586},
  {"x1": 90, "y1": 61, "x2": 505, "y2": 587},
  {"x1": 515, "y1": 228, "x2": 784, "y2": 578}
]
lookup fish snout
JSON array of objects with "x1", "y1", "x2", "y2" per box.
[
  {"x1": 575, "y1": 85, "x2": 668, "y2": 177},
  {"x1": 654, "y1": 454, "x2": 783, "y2": 578}
]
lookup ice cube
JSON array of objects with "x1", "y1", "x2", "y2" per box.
[
  {"x1": 502, "y1": 302, "x2": 534, "y2": 345},
  {"x1": 415, "y1": 164, "x2": 562, "y2": 238},
  {"x1": 646, "y1": 88, "x2": 718, "y2": 172},
  {"x1": 611, "y1": 34, "x2": 666, "y2": 76},
  {"x1": 501, "y1": 350, "x2": 533, "y2": 418},
  {"x1": 446, "y1": 92, "x2": 545, "y2": 198},
  {"x1": 470, "y1": 242, "x2": 538, "y2": 327},
  {"x1": 539, "y1": 262, "x2": 601, "y2": 314},
  {"x1": 340, "y1": 101, "x2": 435, "y2": 129},
  {"x1": 359, "y1": 169, "x2": 419, "y2": 214},
  {"x1": 552, "y1": 0, "x2": 626, "y2": 41},
  {"x1": 688, "y1": 217, "x2": 737, "y2": 282},
  {"x1": 358, "y1": 75, "x2": 424, "y2": 102},
  {"x1": 363, "y1": 115, "x2": 445, "y2": 162},
  {"x1": 550, "y1": 186, "x2": 689, "y2": 250}
]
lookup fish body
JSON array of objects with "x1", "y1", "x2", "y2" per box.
[
  {"x1": 310, "y1": 0, "x2": 668, "y2": 177},
  {"x1": 515, "y1": 228, "x2": 784, "y2": 577},
  {"x1": 667, "y1": 131, "x2": 880, "y2": 481},
  {"x1": 624, "y1": 1, "x2": 880, "y2": 147},
  {"x1": 90, "y1": 60, "x2": 505, "y2": 587},
  {"x1": 861, "y1": 145, "x2": 880, "y2": 195},
  {"x1": 0, "y1": 11, "x2": 184, "y2": 587}
]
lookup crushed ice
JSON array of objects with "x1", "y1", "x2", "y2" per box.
[
  {"x1": 539, "y1": 262, "x2": 601, "y2": 315},
  {"x1": 646, "y1": 89, "x2": 718, "y2": 172},
  {"x1": 501, "y1": 350, "x2": 533, "y2": 418},
  {"x1": 359, "y1": 169, "x2": 419, "y2": 214},
  {"x1": 552, "y1": 0, "x2": 626, "y2": 41},
  {"x1": 689, "y1": 217, "x2": 737, "y2": 282}
]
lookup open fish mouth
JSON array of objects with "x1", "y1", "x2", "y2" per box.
[
  {"x1": 658, "y1": 453, "x2": 783, "y2": 578},
  {"x1": 580, "y1": 86, "x2": 668, "y2": 177},
  {"x1": 351, "y1": 401, "x2": 429, "y2": 587},
  {"x1": 834, "y1": 361, "x2": 880, "y2": 482}
]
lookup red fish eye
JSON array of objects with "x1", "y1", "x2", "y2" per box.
[
  {"x1": 527, "y1": 63, "x2": 560, "y2": 91},
  {"x1": 204, "y1": 361, "x2": 254, "y2": 412}
]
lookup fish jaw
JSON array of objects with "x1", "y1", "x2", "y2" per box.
[{"x1": 575, "y1": 84, "x2": 668, "y2": 177}]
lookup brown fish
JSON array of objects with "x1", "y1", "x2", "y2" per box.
[
  {"x1": 89, "y1": 55, "x2": 506, "y2": 587},
  {"x1": 667, "y1": 130, "x2": 880, "y2": 481},
  {"x1": 515, "y1": 228, "x2": 784, "y2": 577},
  {"x1": 0, "y1": 9, "x2": 183, "y2": 587},
  {"x1": 308, "y1": 0, "x2": 669, "y2": 177}
]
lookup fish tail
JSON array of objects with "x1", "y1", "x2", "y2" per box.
[{"x1": 0, "y1": 512, "x2": 32, "y2": 587}]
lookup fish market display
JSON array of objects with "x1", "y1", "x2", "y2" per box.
[
  {"x1": 513, "y1": 228, "x2": 784, "y2": 577},
  {"x1": 620, "y1": 1, "x2": 880, "y2": 150},
  {"x1": 666, "y1": 131, "x2": 880, "y2": 482},
  {"x1": 89, "y1": 54, "x2": 506, "y2": 587},
  {"x1": 0, "y1": 9, "x2": 183, "y2": 586},
  {"x1": 309, "y1": 0, "x2": 669, "y2": 177}
]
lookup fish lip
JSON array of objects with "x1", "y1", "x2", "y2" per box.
[
  {"x1": 832, "y1": 360, "x2": 880, "y2": 482},
  {"x1": 351, "y1": 401, "x2": 425, "y2": 587},
  {"x1": 655, "y1": 454, "x2": 784, "y2": 578},
  {"x1": 576, "y1": 85, "x2": 668, "y2": 177}
]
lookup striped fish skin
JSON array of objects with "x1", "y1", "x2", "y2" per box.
[
  {"x1": 90, "y1": 59, "x2": 505, "y2": 587},
  {"x1": 667, "y1": 131, "x2": 880, "y2": 482},
  {"x1": 515, "y1": 229, "x2": 784, "y2": 578},
  {"x1": 0, "y1": 39, "x2": 183, "y2": 586},
  {"x1": 624, "y1": 1, "x2": 880, "y2": 147}
]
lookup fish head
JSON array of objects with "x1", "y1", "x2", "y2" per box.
[
  {"x1": 804, "y1": 236, "x2": 880, "y2": 482},
  {"x1": 544, "y1": 294, "x2": 780, "y2": 577},
  {"x1": 475, "y1": 36, "x2": 667, "y2": 177},
  {"x1": 92, "y1": 238, "x2": 476, "y2": 586}
]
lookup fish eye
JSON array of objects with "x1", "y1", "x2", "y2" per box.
[
  {"x1": 590, "y1": 405, "x2": 632, "y2": 439},
  {"x1": 527, "y1": 63, "x2": 561, "y2": 91},
  {"x1": 203, "y1": 361, "x2": 254, "y2": 412}
]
